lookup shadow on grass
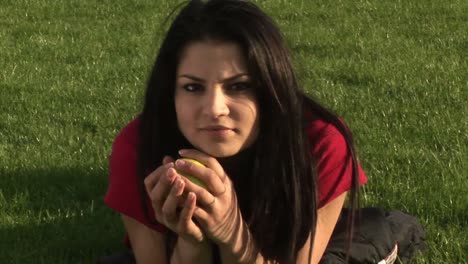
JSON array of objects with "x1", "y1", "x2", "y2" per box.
[{"x1": 0, "y1": 166, "x2": 126, "y2": 264}]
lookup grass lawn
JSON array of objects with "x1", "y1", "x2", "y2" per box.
[{"x1": 1, "y1": 0, "x2": 466, "y2": 263}]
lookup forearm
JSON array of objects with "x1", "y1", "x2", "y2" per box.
[
  {"x1": 170, "y1": 237, "x2": 213, "y2": 264},
  {"x1": 218, "y1": 221, "x2": 266, "y2": 264}
]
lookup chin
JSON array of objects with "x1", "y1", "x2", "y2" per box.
[{"x1": 199, "y1": 146, "x2": 240, "y2": 158}]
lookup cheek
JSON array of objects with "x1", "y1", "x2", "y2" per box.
[
  {"x1": 174, "y1": 95, "x2": 190, "y2": 127},
  {"x1": 250, "y1": 111, "x2": 260, "y2": 138},
  {"x1": 247, "y1": 101, "x2": 259, "y2": 125},
  {"x1": 242, "y1": 101, "x2": 260, "y2": 133},
  {"x1": 175, "y1": 91, "x2": 195, "y2": 108}
]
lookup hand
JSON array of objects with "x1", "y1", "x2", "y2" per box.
[
  {"x1": 176, "y1": 149, "x2": 245, "y2": 246},
  {"x1": 144, "y1": 155, "x2": 205, "y2": 243}
]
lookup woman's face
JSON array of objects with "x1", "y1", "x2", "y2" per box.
[{"x1": 175, "y1": 40, "x2": 259, "y2": 158}]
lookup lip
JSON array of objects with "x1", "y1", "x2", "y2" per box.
[
  {"x1": 199, "y1": 125, "x2": 234, "y2": 138},
  {"x1": 200, "y1": 125, "x2": 232, "y2": 130}
]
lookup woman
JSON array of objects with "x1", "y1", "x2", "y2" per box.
[{"x1": 105, "y1": 0, "x2": 367, "y2": 263}]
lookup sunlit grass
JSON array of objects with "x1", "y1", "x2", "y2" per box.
[{"x1": 1, "y1": 0, "x2": 466, "y2": 263}]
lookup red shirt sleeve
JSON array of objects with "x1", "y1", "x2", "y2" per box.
[
  {"x1": 306, "y1": 119, "x2": 367, "y2": 208},
  {"x1": 104, "y1": 118, "x2": 167, "y2": 233}
]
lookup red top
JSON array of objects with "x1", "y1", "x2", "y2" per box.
[{"x1": 105, "y1": 116, "x2": 367, "y2": 235}]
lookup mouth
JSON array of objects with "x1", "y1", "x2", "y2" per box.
[
  {"x1": 199, "y1": 125, "x2": 235, "y2": 138},
  {"x1": 200, "y1": 125, "x2": 233, "y2": 131}
]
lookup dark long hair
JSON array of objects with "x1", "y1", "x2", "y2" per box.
[{"x1": 137, "y1": 0, "x2": 359, "y2": 263}]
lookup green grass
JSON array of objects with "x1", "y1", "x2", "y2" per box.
[{"x1": 1, "y1": 0, "x2": 466, "y2": 263}]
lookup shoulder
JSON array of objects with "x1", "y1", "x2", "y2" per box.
[
  {"x1": 303, "y1": 111, "x2": 367, "y2": 207},
  {"x1": 106, "y1": 116, "x2": 166, "y2": 230},
  {"x1": 108, "y1": 117, "x2": 141, "y2": 171},
  {"x1": 304, "y1": 112, "x2": 346, "y2": 150},
  {"x1": 112, "y1": 117, "x2": 140, "y2": 151},
  {"x1": 106, "y1": 117, "x2": 141, "y2": 196},
  {"x1": 109, "y1": 117, "x2": 141, "y2": 177}
]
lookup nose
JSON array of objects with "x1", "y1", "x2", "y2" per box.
[{"x1": 202, "y1": 85, "x2": 230, "y2": 118}]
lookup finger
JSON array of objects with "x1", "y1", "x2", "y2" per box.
[
  {"x1": 149, "y1": 168, "x2": 178, "y2": 222},
  {"x1": 175, "y1": 158, "x2": 225, "y2": 195},
  {"x1": 162, "y1": 155, "x2": 175, "y2": 165},
  {"x1": 178, "y1": 149, "x2": 226, "y2": 181},
  {"x1": 181, "y1": 176, "x2": 217, "y2": 208},
  {"x1": 192, "y1": 204, "x2": 211, "y2": 228},
  {"x1": 144, "y1": 162, "x2": 174, "y2": 194},
  {"x1": 178, "y1": 192, "x2": 204, "y2": 242},
  {"x1": 161, "y1": 176, "x2": 185, "y2": 225}
]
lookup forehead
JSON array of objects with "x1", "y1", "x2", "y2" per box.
[{"x1": 177, "y1": 40, "x2": 248, "y2": 77}]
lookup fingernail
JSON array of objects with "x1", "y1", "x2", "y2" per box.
[
  {"x1": 178, "y1": 149, "x2": 187, "y2": 155},
  {"x1": 167, "y1": 169, "x2": 175, "y2": 179},
  {"x1": 175, "y1": 159, "x2": 185, "y2": 167},
  {"x1": 177, "y1": 178, "x2": 183, "y2": 187},
  {"x1": 188, "y1": 192, "x2": 195, "y2": 201}
]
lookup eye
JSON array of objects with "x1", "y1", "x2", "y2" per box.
[
  {"x1": 182, "y1": 83, "x2": 203, "y2": 92},
  {"x1": 228, "y1": 82, "x2": 251, "y2": 92}
]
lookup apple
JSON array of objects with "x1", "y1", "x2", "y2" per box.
[{"x1": 177, "y1": 158, "x2": 208, "y2": 189}]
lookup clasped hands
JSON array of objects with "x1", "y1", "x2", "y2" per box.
[{"x1": 144, "y1": 149, "x2": 243, "y2": 247}]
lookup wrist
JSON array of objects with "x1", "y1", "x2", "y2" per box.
[
  {"x1": 218, "y1": 220, "x2": 259, "y2": 263},
  {"x1": 179, "y1": 236, "x2": 212, "y2": 254},
  {"x1": 172, "y1": 237, "x2": 213, "y2": 263}
]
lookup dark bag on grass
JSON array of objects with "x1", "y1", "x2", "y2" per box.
[{"x1": 320, "y1": 207, "x2": 426, "y2": 264}]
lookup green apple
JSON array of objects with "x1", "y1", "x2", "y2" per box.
[{"x1": 177, "y1": 158, "x2": 208, "y2": 189}]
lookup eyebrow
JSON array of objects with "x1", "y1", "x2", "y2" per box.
[{"x1": 177, "y1": 73, "x2": 250, "y2": 83}]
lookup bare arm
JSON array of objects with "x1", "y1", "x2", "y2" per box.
[
  {"x1": 174, "y1": 150, "x2": 347, "y2": 263},
  {"x1": 171, "y1": 236, "x2": 213, "y2": 263},
  {"x1": 217, "y1": 192, "x2": 347, "y2": 264},
  {"x1": 121, "y1": 214, "x2": 213, "y2": 264},
  {"x1": 297, "y1": 192, "x2": 347, "y2": 264},
  {"x1": 121, "y1": 214, "x2": 167, "y2": 264}
]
